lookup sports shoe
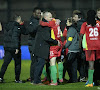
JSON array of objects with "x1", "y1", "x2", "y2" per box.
[
  {"x1": 27, "y1": 77, "x2": 31, "y2": 81},
  {"x1": 85, "y1": 80, "x2": 95, "y2": 86},
  {"x1": 43, "y1": 81, "x2": 50, "y2": 85},
  {"x1": 32, "y1": 83, "x2": 45, "y2": 85},
  {"x1": 0, "y1": 78, "x2": 3, "y2": 83},
  {"x1": 85, "y1": 80, "x2": 89, "y2": 85},
  {"x1": 15, "y1": 80, "x2": 24, "y2": 83},
  {"x1": 49, "y1": 82, "x2": 58, "y2": 86},
  {"x1": 41, "y1": 77, "x2": 47, "y2": 82},
  {"x1": 85, "y1": 84, "x2": 93, "y2": 87},
  {"x1": 59, "y1": 79, "x2": 63, "y2": 83}
]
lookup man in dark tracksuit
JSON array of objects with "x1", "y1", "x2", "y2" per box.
[
  {"x1": 73, "y1": 12, "x2": 86, "y2": 81},
  {"x1": 0, "y1": 15, "x2": 25, "y2": 83},
  {"x1": 64, "y1": 18, "x2": 79, "y2": 83},
  {"x1": 26, "y1": 8, "x2": 42, "y2": 82},
  {"x1": 32, "y1": 18, "x2": 60, "y2": 84}
]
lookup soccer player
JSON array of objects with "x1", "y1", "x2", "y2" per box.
[
  {"x1": 32, "y1": 11, "x2": 60, "y2": 85},
  {"x1": 93, "y1": 8, "x2": 100, "y2": 85},
  {"x1": 80, "y1": 10, "x2": 100, "y2": 87},
  {"x1": 40, "y1": 12, "x2": 63, "y2": 85}
]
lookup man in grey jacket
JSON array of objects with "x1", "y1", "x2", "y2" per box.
[{"x1": 64, "y1": 17, "x2": 79, "y2": 83}]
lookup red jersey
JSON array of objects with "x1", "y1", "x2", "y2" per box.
[
  {"x1": 63, "y1": 27, "x2": 67, "y2": 45},
  {"x1": 40, "y1": 19, "x2": 63, "y2": 59},
  {"x1": 80, "y1": 21, "x2": 100, "y2": 50},
  {"x1": 40, "y1": 19, "x2": 62, "y2": 41}
]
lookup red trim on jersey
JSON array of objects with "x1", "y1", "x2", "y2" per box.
[{"x1": 40, "y1": 20, "x2": 55, "y2": 28}]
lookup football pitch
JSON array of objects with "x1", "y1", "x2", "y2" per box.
[{"x1": 0, "y1": 60, "x2": 99, "y2": 90}]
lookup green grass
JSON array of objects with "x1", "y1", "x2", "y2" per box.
[{"x1": 0, "y1": 60, "x2": 99, "y2": 90}]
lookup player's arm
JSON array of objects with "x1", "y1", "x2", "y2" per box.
[
  {"x1": 40, "y1": 20, "x2": 55, "y2": 28},
  {"x1": 79, "y1": 22, "x2": 86, "y2": 48},
  {"x1": 0, "y1": 22, "x2": 2, "y2": 31}
]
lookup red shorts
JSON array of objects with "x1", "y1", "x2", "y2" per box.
[
  {"x1": 49, "y1": 46, "x2": 62, "y2": 59},
  {"x1": 85, "y1": 50, "x2": 100, "y2": 61}
]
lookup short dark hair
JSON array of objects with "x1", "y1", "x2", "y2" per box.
[
  {"x1": 33, "y1": 7, "x2": 41, "y2": 12},
  {"x1": 73, "y1": 12, "x2": 83, "y2": 18},
  {"x1": 13, "y1": 14, "x2": 20, "y2": 21},
  {"x1": 67, "y1": 17, "x2": 73, "y2": 23}
]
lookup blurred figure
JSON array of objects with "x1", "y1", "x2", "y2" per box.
[
  {"x1": 0, "y1": 14, "x2": 25, "y2": 83},
  {"x1": 0, "y1": 22, "x2": 2, "y2": 31},
  {"x1": 40, "y1": 12, "x2": 63, "y2": 86},
  {"x1": 96, "y1": 8, "x2": 100, "y2": 20},
  {"x1": 32, "y1": 11, "x2": 60, "y2": 85},
  {"x1": 73, "y1": 10, "x2": 87, "y2": 82},
  {"x1": 26, "y1": 7, "x2": 42, "y2": 83},
  {"x1": 64, "y1": 17, "x2": 79, "y2": 83},
  {"x1": 93, "y1": 8, "x2": 100, "y2": 86}
]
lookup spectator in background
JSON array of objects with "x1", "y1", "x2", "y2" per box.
[{"x1": 0, "y1": 14, "x2": 26, "y2": 83}]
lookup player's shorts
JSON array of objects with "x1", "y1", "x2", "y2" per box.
[
  {"x1": 85, "y1": 50, "x2": 100, "y2": 61},
  {"x1": 49, "y1": 46, "x2": 62, "y2": 59}
]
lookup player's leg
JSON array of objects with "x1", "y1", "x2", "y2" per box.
[
  {"x1": 0, "y1": 50, "x2": 12, "y2": 82},
  {"x1": 14, "y1": 49, "x2": 22, "y2": 82},
  {"x1": 57, "y1": 59, "x2": 63, "y2": 82},
  {"x1": 49, "y1": 57, "x2": 57, "y2": 85},
  {"x1": 85, "y1": 50, "x2": 95, "y2": 87}
]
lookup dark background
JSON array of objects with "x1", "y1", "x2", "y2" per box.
[{"x1": 0, "y1": 0, "x2": 100, "y2": 45}]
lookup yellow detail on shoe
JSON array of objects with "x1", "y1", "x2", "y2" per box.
[{"x1": 85, "y1": 84, "x2": 93, "y2": 87}]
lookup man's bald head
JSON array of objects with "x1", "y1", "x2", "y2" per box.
[{"x1": 43, "y1": 12, "x2": 53, "y2": 21}]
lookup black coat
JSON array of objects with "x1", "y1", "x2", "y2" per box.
[
  {"x1": 33, "y1": 20, "x2": 58, "y2": 59},
  {"x1": 26, "y1": 16, "x2": 39, "y2": 47},
  {"x1": 4, "y1": 21, "x2": 26, "y2": 50}
]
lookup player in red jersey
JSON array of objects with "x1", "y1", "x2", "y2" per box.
[
  {"x1": 40, "y1": 12, "x2": 63, "y2": 85},
  {"x1": 93, "y1": 8, "x2": 100, "y2": 86},
  {"x1": 80, "y1": 10, "x2": 100, "y2": 87}
]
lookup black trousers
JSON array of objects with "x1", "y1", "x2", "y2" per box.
[
  {"x1": 77, "y1": 52, "x2": 86, "y2": 79},
  {"x1": 94, "y1": 59, "x2": 100, "y2": 81},
  {"x1": 29, "y1": 46, "x2": 36, "y2": 81},
  {"x1": 0, "y1": 50, "x2": 21, "y2": 81},
  {"x1": 33, "y1": 56, "x2": 45, "y2": 84},
  {"x1": 63, "y1": 52, "x2": 78, "y2": 82}
]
